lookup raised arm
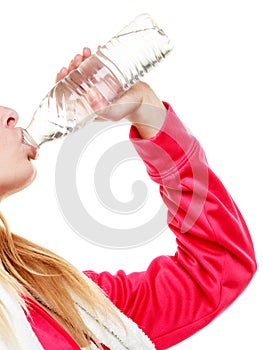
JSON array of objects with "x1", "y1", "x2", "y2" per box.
[
  {"x1": 85, "y1": 101, "x2": 257, "y2": 349},
  {"x1": 56, "y1": 52, "x2": 256, "y2": 349}
]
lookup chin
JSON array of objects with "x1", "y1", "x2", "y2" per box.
[
  {"x1": 21, "y1": 165, "x2": 37, "y2": 190},
  {"x1": 2, "y1": 165, "x2": 37, "y2": 200},
  {"x1": 0, "y1": 162, "x2": 37, "y2": 200}
]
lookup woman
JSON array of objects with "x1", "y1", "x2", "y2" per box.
[{"x1": 0, "y1": 48, "x2": 257, "y2": 350}]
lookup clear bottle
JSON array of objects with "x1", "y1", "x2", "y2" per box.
[{"x1": 22, "y1": 13, "x2": 173, "y2": 149}]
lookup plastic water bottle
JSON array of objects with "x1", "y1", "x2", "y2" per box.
[{"x1": 22, "y1": 13, "x2": 173, "y2": 149}]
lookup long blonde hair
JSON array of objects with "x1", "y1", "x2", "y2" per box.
[{"x1": 0, "y1": 212, "x2": 120, "y2": 349}]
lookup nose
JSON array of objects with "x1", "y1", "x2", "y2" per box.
[{"x1": 0, "y1": 106, "x2": 19, "y2": 128}]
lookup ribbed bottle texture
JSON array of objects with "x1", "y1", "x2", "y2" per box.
[{"x1": 23, "y1": 13, "x2": 173, "y2": 148}]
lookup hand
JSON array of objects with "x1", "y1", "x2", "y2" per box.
[
  {"x1": 55, "y1": 47, "x2": 92, "y2": 82},
  {"x1": 56, "y1": 47, "x2": 167, "y2": 138}
]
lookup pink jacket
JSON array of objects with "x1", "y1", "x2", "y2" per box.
[{"x1": 25, "y1": 102, "x2": 257, "y2": 349}]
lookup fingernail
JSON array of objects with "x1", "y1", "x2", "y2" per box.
[
  {"x1": 83, "y1": 47, "x2": 91, "y2": 57},
  {"x1": 74, "y1": 54, "x2": 80, "y2": 60},
  {"x1": 60, "y1": 67, "x2": 68, "y2": 75}
]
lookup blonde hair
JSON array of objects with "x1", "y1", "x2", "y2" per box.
[{"x1": 0, "y1": 212, "x2": 121, "y2": 349}]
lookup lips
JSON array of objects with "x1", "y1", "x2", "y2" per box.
[{"x1": 26, "y1": 143, "x2": 38, "y2": 160}]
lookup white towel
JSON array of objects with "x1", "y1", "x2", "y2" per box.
[{"x1": 0, "y1": 283, "x2": 156, "y2": 349}]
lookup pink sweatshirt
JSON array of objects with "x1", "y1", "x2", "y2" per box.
[{"x1": 25, "y1": 102, "x2": 257, "y2": 349}]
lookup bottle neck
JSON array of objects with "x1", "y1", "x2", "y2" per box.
[{"x1": 22, "y1": 129, "x2": 40, "y2": 149}]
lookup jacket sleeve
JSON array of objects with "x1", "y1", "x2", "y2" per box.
[{"x1": 84, "y1": 102, "x2": 257, "y2": 350}]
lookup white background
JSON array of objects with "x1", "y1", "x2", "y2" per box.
[{"x1": 1, "y1": 0, "x2": 263, "y2": 349}]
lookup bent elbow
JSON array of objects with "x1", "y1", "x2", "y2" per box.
[{"x1": 220, "y1": 249, "x2": 257, "y2": 309}]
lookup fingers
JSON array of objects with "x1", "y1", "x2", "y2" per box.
[
  {"x1": 56, "y1": 67, "x2": 69, "y2": 83},
  {"x1": 55, "y1": 47, "x2": 92, "y2": 83},
  {"x1": 82, "y1": 47, "x2": 91, "y2": 59},
  {"x1": 68, "y1": 54, "x2": 82, "y2": 71}
]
